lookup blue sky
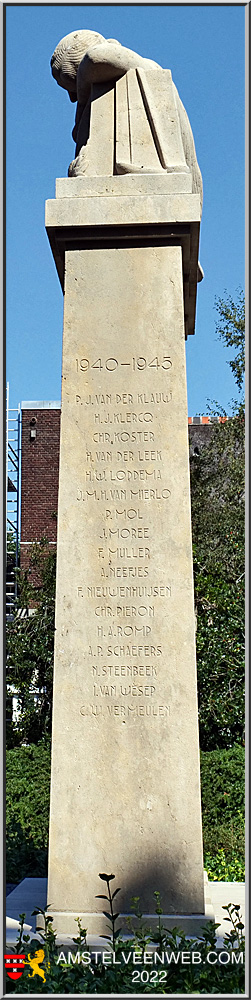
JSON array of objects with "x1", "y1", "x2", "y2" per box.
[{"x1": 6, "y1": 4, "x2": 245, "y2": 416}]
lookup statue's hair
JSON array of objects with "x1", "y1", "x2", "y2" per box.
[{"x1": 51, "y1": 29, "x2": 105, "y2": 80}]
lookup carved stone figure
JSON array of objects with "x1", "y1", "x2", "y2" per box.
[{"x1": 51, "y1": 29, "x2": 203, "y2": 214}]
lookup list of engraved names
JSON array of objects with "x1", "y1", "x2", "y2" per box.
[{"x1": 71, "y1": 353, "x2": 175, "y2": 723}]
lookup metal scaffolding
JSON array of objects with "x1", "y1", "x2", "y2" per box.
[{"x1": 6, "y1": 383, "x2": 21, "y2": 618}]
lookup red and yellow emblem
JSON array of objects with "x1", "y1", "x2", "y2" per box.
[
  {"x1": 5, "y1": 948, "x2": 49, "y2": 982},
  {"x1": 5, "y1": 954, "x2": 25, "y2": 980}
]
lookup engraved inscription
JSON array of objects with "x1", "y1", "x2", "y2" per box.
[
  {"x1": 74, "y1": 353, "x2": 173, "y2": 720},
  {"x1": 75, "y1": 357, "x2": 172, "y2": 373}
]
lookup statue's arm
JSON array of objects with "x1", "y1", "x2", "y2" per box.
[{"x1": 76, "y1": 40, "x2": 160, "y2": 106}]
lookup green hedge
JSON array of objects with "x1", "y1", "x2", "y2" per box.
[
  {"x1": 6, "y1": 741, "x2": 51, "y2": 882},
  {"x1": 6, "y1": 743, "x2": 245, "y2": 882},
  {"x1": 200, "y1": 745, "x2": 245, "y2": 823},
  {"x1": 200, "y1": 745, "x2": 245, "y2": 878}
]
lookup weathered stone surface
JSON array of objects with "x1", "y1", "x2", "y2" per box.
[
  {"x1": 45, "y1": 182, "x2": 200, "y2": 337},
  {"x1": 46, "y1": 190, "x2": 200, "y2": 227},
  {"x1": 55, "y1": 172, "x2": 193, "y2": 199},
  {"x1": 46, "y1": 214, "x2": 206, "y2": 936}
]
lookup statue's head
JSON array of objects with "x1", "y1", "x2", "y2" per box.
[{"x1": 51, "y1": 29, "x2": 105, "y2": 101}]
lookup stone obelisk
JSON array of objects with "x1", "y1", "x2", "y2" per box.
[{"x1": 45, "y1": 31, "x2": 211, "y2": 938}]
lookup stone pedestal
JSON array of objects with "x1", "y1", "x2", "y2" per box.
[{"x1": 45, "y1": 175, "x2": 209, "y2": 937}]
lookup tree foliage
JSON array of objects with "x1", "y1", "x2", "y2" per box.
[
  {"x1": 6, "y1": 541, "x2": 56, "y2": 747},
  {"x1": 6, "y1": 741, "x2": 51, "y2": 881},
  {"x1": 215, "y1": 288, "x2": 245, "y2": 396},
  {"x1": 191, "y1": 290, "x2": 245, "y2": 749}
]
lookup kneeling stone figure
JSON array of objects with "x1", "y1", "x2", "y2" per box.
[
  {"x1": 51, "y1": 30, "x2": 203, "y2": 282},
  {"x1": 51, "y1": 30, "x2": 203, "y2": 207}
]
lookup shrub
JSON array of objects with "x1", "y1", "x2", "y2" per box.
[
  {"x1": 200, "y1": 745, "x2": 244, "y2": 825},
  {"x1": 6, "y1": 742, "x2": 51, "y2": 882},
  {"x1": 6, "y1": 542, "x2": 56, "y2": 748},
  {"x1": 204, "y1": 849, "x2": 245, "y2": 881},
  {"x1": 200, "y1": 746, "x2": 245, "y2": 877}
]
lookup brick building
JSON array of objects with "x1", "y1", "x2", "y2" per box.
[
  {"x1": 20, "y1": 402, "x2": 61, "y2": 572},
  {"x1": 20, "y1": 403, "x2": 224, "y2": 569}
]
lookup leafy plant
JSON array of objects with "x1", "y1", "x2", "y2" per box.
[
  {"x1": 200, "y1": 746, "x2": 245, "y2": 876},
  {"x1": 200, "y1": 746, "x2": 245, "y2": 824},
  {"x1": 5, "y1": 888, "x2": 245, "y2": 994},
  {"x1": 32, "y1": 905, "x2": 57, "y2": 969},
  {"x1": 222, "y1": 901, "x2": 245, "y2": 946},
  {"x1": 205, "y1": 850, "x2": 245, "y2": 882},
  {"x1": 190, "y1": 289, "x2": 245, "y2": 750},
  {"x1": 215, "y1": 288, "x2": 245, "y2": 395},
  {"x1": 96, "y1": 872, "x2": 122, "y2": 950},
  {"x1": 191, "y1": 411, "x2": 244, "y2": 748},
  {"x1": 6, "y1": 540, "x2": 56, "y2": 747},
  {"x1": 6, "y1": 741, "x2": 50, "y2": 881}
]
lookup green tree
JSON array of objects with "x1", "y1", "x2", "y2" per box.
[
  {"x1": 215, "y1": 288, "x2": 245, "y2": 396},
  {"x1": 6, "y1": 541, "x2": 56, "y2": 747},
  {"x1": 6, "y1": 742, "x2": 51, "y2": 881},
  {"x1": 190, "y1": 290, "x2": 245, "y2": 749}
]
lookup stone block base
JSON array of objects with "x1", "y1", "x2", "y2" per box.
[{"x1": 38, "y1": 903, "x2": 214, "y2": 942}]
